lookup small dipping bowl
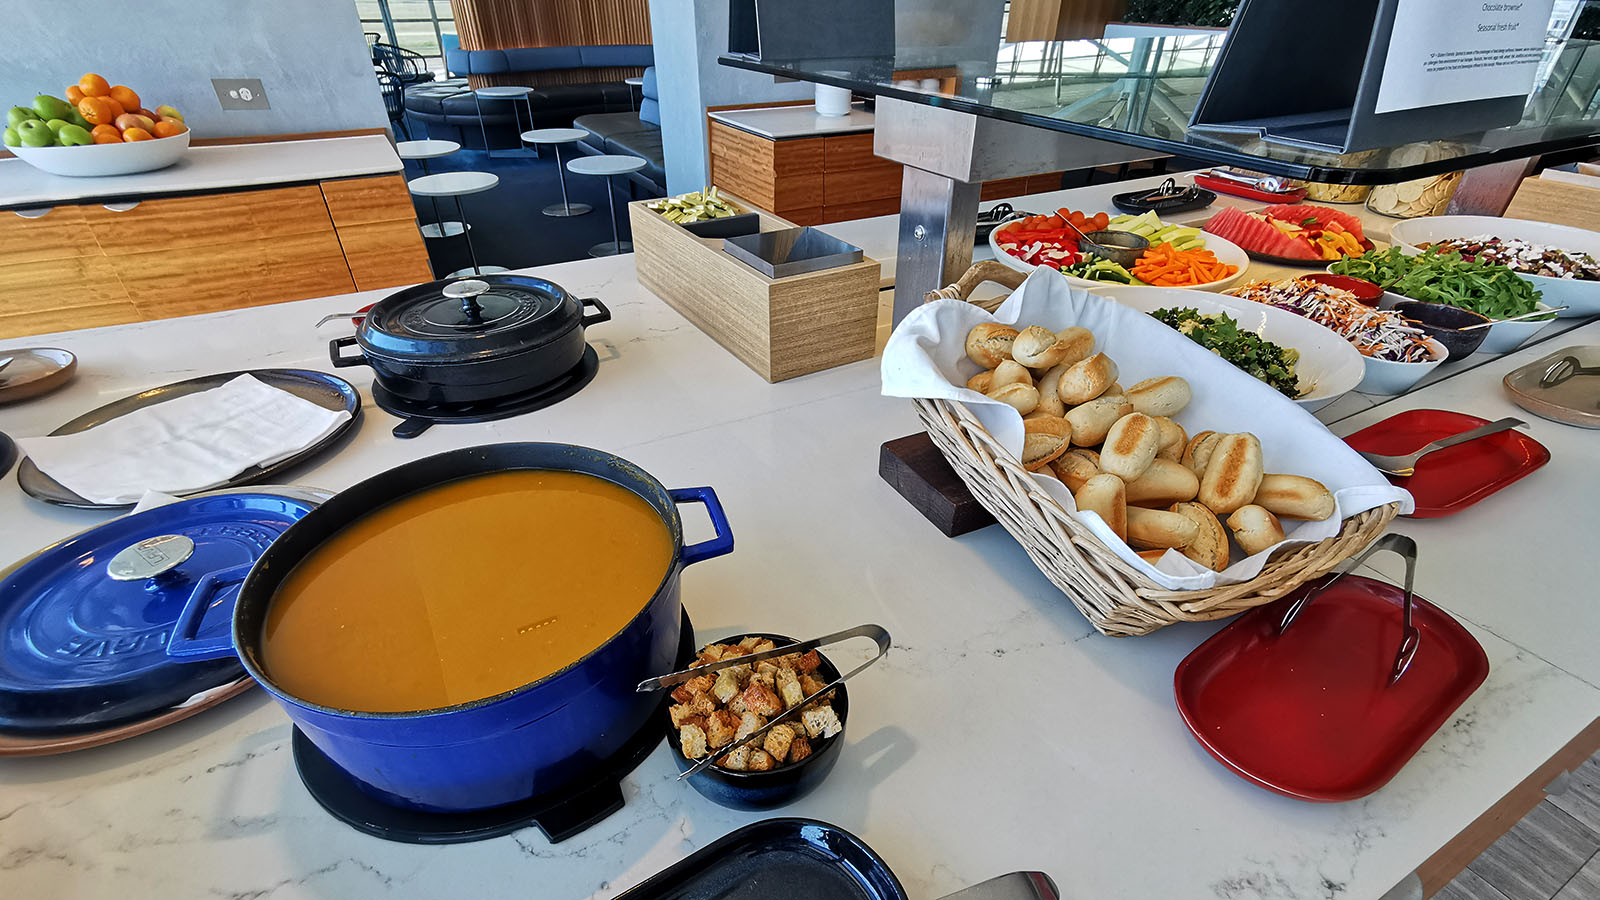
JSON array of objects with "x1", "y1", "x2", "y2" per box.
[
  {"x1": 667, "y1": 632, "x2": 848, "y2": 810},
  {"x1": 1392, "y1": 300, "x2": 1490, "y2": 361},
  {"x1": 1081, "y1": 230, "x2": 1151, "y2": 269},
  {"x1": 1303, "y1": 272, "x2": 1385, "y2": 306}
]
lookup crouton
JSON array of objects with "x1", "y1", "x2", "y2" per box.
[
  {"x1": 736, "y1": 711, "x2": 766, "y2": 741},
  {"x1": 741, "y1": 681, "x2": 783, "y2": 716},
  {"x1": 798, "y1": 673, "x2": 828, "y2": 698},
  {"x1": 689, "y1": 691, "x2": 717, "y2": 717},
  {"x1": 763, "y1": 722, "x2": 796, "y2": 761},
  {"x1": 670, "y1": 684, "x2": 693, "y2": 704},
  {"x1": 684, "y1": 674, "x2": 715, "y2": 696},
  {"x1": 726, "y1": 694, "x2": 749, "y2": 716},
  {"x1": 719, "y1": 646, "x2": 749, "y2": 661},
  {"x1": 800, "y1": 705, "x2": 843, "y2": 739},
  {"x1": 788, "y1": 736, "x2": 813, "y2": 763},
  {"x1": 668, "y1": 702, "x2": 699, "y2": 729},
  {"x1": 720, "y1": 744, "x2": 751, "y2": 771},
  {"x1": 746, "y1": 749, "x2": 775, "y2": 772},
  {"x1": 679, "y1": 724, "x2": 708, "y2": 759},
  {"x1": 682, "y1": 714, "x2": 708, "y2": 733},
  {"x1": 706, "y1": 709, "x2": 738, "y2": 748},
  {"x1": 792, "y1": 650, "x2": 822, "y2": 674},
  {"x1": 696, "y1": 645, "x2": 726, "y2": 665},
  {"x1": 751, "y1": 668, "x2": 776, "y2": 689},
  {"x1": 712, "y1": 667, "x2": 744, "y2": 704},
  {"x1": 752, "y1": 638, "x2": 777, "y2": 653},
  {"x1": 738, "y1": 636, "x2": 763, "y2": 650},
  {"x1": 776, "y1": 667, "x2": 805, "y2": 709}
]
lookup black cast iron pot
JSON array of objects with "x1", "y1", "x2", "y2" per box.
[{"x1": 329, "y1": 275, "x2": 609, "y2": 404}]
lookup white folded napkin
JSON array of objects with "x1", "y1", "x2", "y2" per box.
[
  {"x1": 19, "y1": 374, "x2": 351, "y2": 505},
  {"x1": 881, "y1": 266, "x2": 1413, "y2": 591}
]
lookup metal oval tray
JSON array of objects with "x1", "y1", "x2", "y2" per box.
[
  {"x1": 17, "y1": 369, "x2": 361, "y2": 509},
  {"x1": 1503, "y1": 345, "x2": 1600, "y2": 429}
]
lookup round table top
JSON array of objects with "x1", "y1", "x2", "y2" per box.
[
  {"x1": 474, "y1": 86, "x2": 532, "y2": 98},
  {"x1": 521, "y1": 128, "x2": 589, "y2": 144},
  {"x1": 395, "y1": 139, "x2": 461, "y2": 160},
  {"x1": 624, "y1": 77, "x2": 645, "y2": 86},
  {"x1": 408, "y1": 171, "x2": 500, "y2": 197},
  {"x1": 567, "y1": 154, "x2": 647, "y2": 176}
]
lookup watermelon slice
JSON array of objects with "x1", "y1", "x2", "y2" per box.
[
  {"x1": 1204, "y1": 206, "x2": 1321, "y2": 260},
  {"x1": 1262, "y1": 204, "x2": 1367, "y2": 244}
]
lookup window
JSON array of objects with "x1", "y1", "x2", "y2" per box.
[{"x1": 358, "y1": 0, "x2": 455, "y2": 75}]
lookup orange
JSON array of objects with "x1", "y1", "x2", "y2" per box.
[
  {"x1": 109, "y1": 85, "x2": 140, "y2": 112},
  {"x1": 91, "y1": 124, "x2": 123, "y2": 144},
  {"x1": 78, "y1": 73, "x2": 111, "y2": 98},
  {"x1": 151, "y1": 120, "x2": 185, "y2": 138},
  {"x1": 102, "y1": 96, "x2": 125, "y2": 119},
  {"x1": 65, "y1": 85, "x2": 84, "y2": 104},
  {"x1": 121, "y1": 127, "x2": 154, "y2": 141},
  {"x1": 77, "y1": 96, "x2": 118, "y2": 126}
]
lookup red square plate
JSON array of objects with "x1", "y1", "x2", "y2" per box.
[
  {"x1": 1343, "y1": 409, "x2": 1550, "y2": 518},
  {"x1": 1175, "y1": 576, "x2": 1489, "y2": 802}
]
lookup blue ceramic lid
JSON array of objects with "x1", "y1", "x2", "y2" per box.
[{"x1": 0, "y1": 493, "x2": 315, "y2": 733}]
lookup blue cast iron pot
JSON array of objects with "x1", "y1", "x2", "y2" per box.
[{"x1": 165, "y1": 442, "x2": 732, "y2": 813}]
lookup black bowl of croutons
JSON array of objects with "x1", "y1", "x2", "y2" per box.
[{"x1": 666, "y1": 633, "x2": 847, "y2": 810}]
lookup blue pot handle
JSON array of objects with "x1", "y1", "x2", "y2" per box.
[
  {"x1": 669, "y1": 486, "x2": 734, "y2": 567},
  {"x1": 165, "y1": 563, "x2": 252, "y2": 661}
]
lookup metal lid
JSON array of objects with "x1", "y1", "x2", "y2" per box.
[
  {"x1": 0, "y1": 493, "x2": 315, "y2": 732},
  {"x1": 358, "y1": 274, "x2": 582, "y2": 364}
]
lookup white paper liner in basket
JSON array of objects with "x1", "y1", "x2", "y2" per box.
[{"x1": 881, "y1": 267, "x2": 1414, "y2": 591}]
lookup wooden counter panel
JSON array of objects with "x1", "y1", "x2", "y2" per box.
[
  {"x1": 320, "y1": 175, "x2": 419, "y2": 227},
  {"x1": 771, "y1": 173, "x2": 826, "y2": 216},
  {"x1": 822, "y1": 133, "x2": 884, "y2": 171},
  {"x1": 709, "y1": 122, "x2": 777, "y2": 209},
  {"x1": 114, "y1": 232, "x2": 353, "y2": 319},
  {"x1": 0, "y1": 256, "x2": 128, "y2": 318},
  {"x1": 773, "y1": 137, "x2": 825, "y2": 176},
  {"x1": 258, "y1": 232, "x2": 359, "y2": 305},
  {"x1": 336, "y1": 220, "x2": 435, "y2": 291},
  {"x1": 823, "y1": 197, "x2": 900, "y2": 222},
  {"x1": 0, "y1": 206, "x2": 99, "y2": 266},
  {"x1": 0, "y1": 301, "x2": 140, "y2": 340},
  {"x1": 83, "y1": 185, "x2": 334, "y2": 254},
  {"x1": 823, "y1": 167, "x2": 901, "y2": 206}
]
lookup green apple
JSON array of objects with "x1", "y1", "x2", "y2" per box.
[
  {"x1": 7, "y1": 106, "x2": 39, "y2": 127},
  {"x1": 44, "y1": 118, "x2": 70, "y2": 134},
  {"x1": 16, "y1": 118, "x2": 56, "y2": 146},
  {"x1": 64, "y1": 106, "x2": 91, "y2": 130},
  {"x1": 58, "y1": 123, "x2": 92, "y2": 146},
  {"x1": 32, "y1": 94, "x2": 72, "y2": 121},
  {"x1": 2, "y1": 126, "x2": 19, "y2": 147}
]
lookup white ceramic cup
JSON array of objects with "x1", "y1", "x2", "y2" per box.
[{"x1": 814, "y1": 83, "x2": 852, "y2": 117}]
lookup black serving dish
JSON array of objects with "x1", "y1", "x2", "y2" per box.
[
  {"x1": 668, "y1": 632, "x2": 847, "y2": 810},
  {"x1": 976, "y1": 203, "x2": 1039, "y2": 243},
  {"x1": 1393, "y1": 300, "x2": 1491, "y2": 361},
  {"x1": 1112, "y1": 178, "x2": 1216, "y2": 214},
  {"x1": 614, "y1": 818, "x2": 908, "y2": 900},
  {"x1": 682, "y1": 213, "x2": 761, "y2": 240}
]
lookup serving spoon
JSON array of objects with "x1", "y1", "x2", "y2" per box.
[
  {"x1": 1458, "y1": 306, "x2": 1569, "y2": 330},
  {"x1": 1354, "y1": 417, "x2": 1526, "y2": 477}
]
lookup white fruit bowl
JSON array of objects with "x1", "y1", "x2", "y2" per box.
[
  {"x1": 9, "y1": 131, "x2": 189, "y2": 177},
  {"x1": 990, "y1": 217, "x2": 1251, "y2": 293},
  {"x1": 1389, "y1": 214, "x2": 1600, "y2": 318}
]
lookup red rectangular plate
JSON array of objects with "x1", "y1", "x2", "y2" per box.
[
  {"x1": 1175, "y1": 576, "x2": 1489, "y2": 802},
  {"x1": 1191, "y1": 173, "x2": 1308, "y2": 204},
  {"x1": 1342, "y1": 409, "x2": 1550, "y2": 518}
]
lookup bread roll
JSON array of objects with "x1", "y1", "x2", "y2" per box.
[
  {"x1": 1154, "y1": 416, "x2": 1187, "y2": 462},
  {"x1": 1022, "y1": 416, "x2": 1073, "y2": 471},
  {"x1": 986, "y1": 382, "x2": 1039, "y2": 415},
  {"x1": 1057, "y1": 353, "x2": 1119, "y2": 404},
  {"x1": 1074, "y1": 448, "x2": 1100, "y2": 466},
  {"x1": 1169, "y1": 501, "x2": 1229, "y2": 572},
  {"x1": 1123, "y1": 458, "x2": 1200, "y2": 506},
  {"x1": 1054, "y1": 326, "x2": 1096, "y2": 368},
  {"x1": 1065, "y1": 395, "x2": 1133, "y2": 446},
  {"x1": 1100, "y1": 413, "x2": 1161, "y2": 481},
  {"x1": 1125, "y1": 506, "x2": 1200, "y2": 550},
  {"x1": 1253, "y1": 474, "x2": 1336, "y2": 521},
  {"x1": 966, "y1": 370, "x2": 995, "y2": 393},
  {"x1": 1136, "y1": 549, "x2": 1169, "y2": 564},
  {"x1": 1050, "y1": 450, "x2": 1101, "y2": 492},
  {"x1": 991, "y1": 360, "x2": 1033, "y2": 390},
  {"x1": 1074, "y1": 473, "x2": 1126, "y2": 541},
  {"x1": 1011, "y1": 325, "x2": 1071, "y2": 368},
  {"x1": 1034, "y1": 363, "x2": 1070, "y2": 417},
  {"x1": 1181, "y1": 431, "x2": 1221, "y2": 475},
  {"x1": 1226, "y1": 504, "x2": 1285, "y2": 556},
  {"x1": 1197, "y1": 433, "x2": 1263, "y2": 514},
  {"x1": 1126, "y1": 376, "x2": 1192, "y2": 417},
  {"x1": 965, "y1": 323, "x2": 1019, "y2": 368}
]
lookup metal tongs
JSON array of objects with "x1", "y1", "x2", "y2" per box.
[
  {"x1": 1199, "y1": 168, "x2": 1300, "y2": 194},
  {"x1": 1539, "y1": 355, "x2": 1600, "y2": 388},
  {"x1": 638, "y1": 623, "x2": 891, "y2": 780},
  {"x1": 1136, "y1": 177, "x2": 1191, "y2": 203},
  {"x1": 1278, "y1": 533, "x2": 1420, "y2": 685}
]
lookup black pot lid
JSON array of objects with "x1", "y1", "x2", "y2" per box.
[
  {"x1": 0, "y1": 492, "x2": 316, "y2": 733},
  {"x1": 360, "y1": 275, "x2": 581, "y2": 364}
]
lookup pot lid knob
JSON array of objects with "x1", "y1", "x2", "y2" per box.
[
  {"x1": 443, "y1": 279, "x2": 492, "y2": 322},
  {"x1": 106, "y1": 534, "x2": 195, "y2": 582}
]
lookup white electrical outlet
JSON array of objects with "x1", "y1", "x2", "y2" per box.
[{"x1": 212, "y1": 78, "x2": 271, "y2": 110}]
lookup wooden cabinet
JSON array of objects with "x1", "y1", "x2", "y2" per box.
[{"x1": 0, "y1": 174, "x2": 432, "y2": 340}]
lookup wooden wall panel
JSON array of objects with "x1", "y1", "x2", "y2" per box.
[
  {"x1": 0, "y1": 256, "x2": 129, "y2": 318},
  {"x1": 320, "y1": 175, "x2": 418, "y2": 227},
  {"x1": 83, "y1": 186, "x2": 333, "y2": 254},
  {"x1": 0, "y1": 206, "x2": 98, "y2": 266},
  {"x1": 336, "y1": 221, "x2": 436, "y2": 291},
  {"x1": 450, "y1": 0, "x2": 650, "y2": 50}
]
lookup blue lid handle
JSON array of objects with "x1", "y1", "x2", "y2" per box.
[
  {"x1": 669, "y1": 486, "x2": 733, "y2": 567},
  {"x1": 165, "y1": 563, "x2": 250, "y2": 662}
]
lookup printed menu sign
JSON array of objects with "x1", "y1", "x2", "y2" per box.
[{"x1": 1373, "y1": 0, "x2": 1557, "y2": 114}]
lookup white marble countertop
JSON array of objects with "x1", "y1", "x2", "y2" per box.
[
  {"x1": 709, "y1": 104, "x2": 875, "y2": 139},
  {"x1": 0, "y1": 135, "x2": 402, "y2": 210},
  {"x1": 2, "y1": 251, "x2": 1598, "y2": 900}
]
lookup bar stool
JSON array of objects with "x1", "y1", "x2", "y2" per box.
[
  {"x1": 519, "y1": 128, "x2": 592, "y2": 217},
  {"x1": 566, "y1": 155, "x2": 646, "y2": 257},
  {"x1": 624, "y1": 76, "x2": 644, "y2": 111},
  {"x1": 396, "y1": 139, "x2": 468, "y2": 239},
  {"x1": 407, "y1": 171, "x2": 507, "y2": 277},
  {"x1": 472, "y1": 86, "x2": 535, "y2": 158}
]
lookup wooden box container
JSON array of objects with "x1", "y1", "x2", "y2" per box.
[{"x1": 629, "y1": 200, "x2": 881, "y2": 383}]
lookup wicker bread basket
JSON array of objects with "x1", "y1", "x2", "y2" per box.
[{"x1": 916, "y1": 261, "x2": 1399, "y2": 636}]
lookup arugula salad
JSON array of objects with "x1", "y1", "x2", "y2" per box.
[{"x1": 1150, "y1": 307, "x2": 1302, "y2": 398}]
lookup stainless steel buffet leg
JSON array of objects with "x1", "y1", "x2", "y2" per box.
[{"x1": 895, "y1": 168, "x2": 981, "y2": 323}]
